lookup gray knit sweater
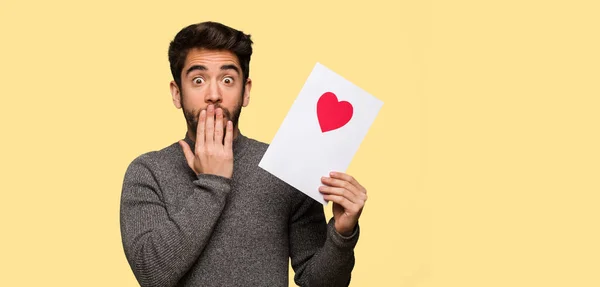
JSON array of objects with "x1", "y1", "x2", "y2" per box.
[{"x1": 120, "y1": 131, "x2": 359, "y2": 287}]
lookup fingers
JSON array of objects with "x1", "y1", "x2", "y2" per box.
[
  {"x1": 224, "y1": 120, "x2": 233, "y2": 152},
  {"x1": 319, "y1": 185, "x2": 360, "y2": 204},
  {"x1": 321, "y1": 175, "x2": 361, "y2": 197},
  {"x1": 322, "y1": 194, "x2": 361, "y2": 214},
  {"x1": 321, "y1": 172, "x2": 368, "y2": 205},
  {"x1": 197, "y1": 109, "x2": 206, "y2": 149},
  {"x1": 214, "y1": 107, "x2": 224, "y2": 145},
  {"x1": 205, "y1": 104, "x2": 215, "y2": 146},
  {"x1": 330, "y1": 171, "x2": 367, "y2": 194}
]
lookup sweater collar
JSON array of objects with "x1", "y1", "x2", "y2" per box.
[{"x1": 183, "y1": 129, "x2": 249, "y2": 159}]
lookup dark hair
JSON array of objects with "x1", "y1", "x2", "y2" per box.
[{"x1": 168, "y1": 21, "x2": 253, "y2": 88}]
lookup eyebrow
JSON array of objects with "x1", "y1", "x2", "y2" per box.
[
  {"x1": 220, "y1": 64, "x2": 240, "y2": 75},
  {"x1": 185, "y1": 64, "x2": 240, "y2": 76}
]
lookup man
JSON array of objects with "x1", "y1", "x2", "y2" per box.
[{"x1": 120, "y1": 21, "x2": 368, "y2": 287}]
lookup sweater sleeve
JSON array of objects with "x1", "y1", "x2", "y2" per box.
[
  {"x1": 119, "y1": 156, "x2": 231, "y2": 287},
  {"x1": 289, "y1": 195, "x2": 360, "y2": 287}
]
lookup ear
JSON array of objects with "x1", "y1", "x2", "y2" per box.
[
  {"x1": 170, "y1": 80, "x2": 182, "y2": 109},
  {"x1": 242, "y1": 78, "x2": 252, "y2": 107}
]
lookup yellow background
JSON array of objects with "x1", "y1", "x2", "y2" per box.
[{"x1": 1, "y1": 0, "x2": 598, "y2": 286}]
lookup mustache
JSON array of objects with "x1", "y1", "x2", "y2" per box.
[{"x1": 184, "y1": 106, "x2": 232, "y2": 134}]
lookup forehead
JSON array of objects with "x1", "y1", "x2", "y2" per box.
[{"x1": 184, "y1": 48, "x2": 240, "y2": 70}]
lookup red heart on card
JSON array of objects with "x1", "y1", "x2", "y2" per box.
[{"x1": 317, "y1": 92, "x2": 353, "y2": 133}]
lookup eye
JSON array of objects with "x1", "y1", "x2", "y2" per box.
[
  {"x1": 193, "y1": 77, "x2": 204, "y2": 85},
  {"x1": 222, "y1": 76, "x2": 234, "y2": 85}
]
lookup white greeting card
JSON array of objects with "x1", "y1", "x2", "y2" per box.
[{"x1": 258, "y1": 62, "x2": 384, "y2": 204}]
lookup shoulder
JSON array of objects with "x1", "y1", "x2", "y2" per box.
[
  {"x1": 241, "y1": 136, "x2": 314, "y2": 205},
  {"x1": 234, "y1": 135, "x2": 270, "y2": 174},
  {"x1": 242, "y1": 136, "x2": 270, "y2": 157},
  {"x1": 123, "y1": 141, "x2": 187, "y2": 177}
]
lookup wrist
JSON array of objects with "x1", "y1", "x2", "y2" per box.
[
  {"x1": 327, "y1": 218, "x2": 360, "y2": 249},
  {"x1": 336, "y1": 227, "x2": 353, "y2": 237},
  {"x1": 335, "y1": 221, "x2": 358, "y2": 237}
]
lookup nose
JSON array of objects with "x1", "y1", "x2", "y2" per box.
[{"x1": 205, "y1": 80, "x2": 222, "y2": 104}]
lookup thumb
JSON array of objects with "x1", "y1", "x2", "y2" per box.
[{"x1": 178, "y1": 140, "x2": 195, "y2": 169}]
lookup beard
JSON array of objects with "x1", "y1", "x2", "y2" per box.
[{"x1": 181, "y1": 93, "x2": 243, "y2": 142}]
